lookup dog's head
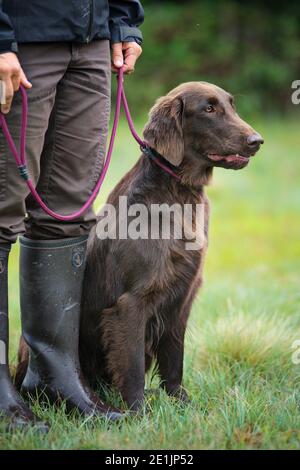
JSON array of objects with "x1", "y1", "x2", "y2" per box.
[{"x1": 143, "y1": 82, "x2": 263, "y2": 184}]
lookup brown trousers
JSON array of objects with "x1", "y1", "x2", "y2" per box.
[{"x1": 0, "y1": 40, "x2": 111, "y2": 244}]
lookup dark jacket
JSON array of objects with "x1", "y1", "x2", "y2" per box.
[{"x1": 0, "y1": 0, "x2": 144, "y2": 54}]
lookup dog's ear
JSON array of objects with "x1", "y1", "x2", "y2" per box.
[{"x1": 143, "y1": 95, "x2": 184, "y2": 166}]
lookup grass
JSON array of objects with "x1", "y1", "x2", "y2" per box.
[{"x1": 1, "y1": 117, "x2": 300, "y2": 450}]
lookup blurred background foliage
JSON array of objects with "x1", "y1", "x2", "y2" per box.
[{"x1": 122, "y1": 0, "x2": 300, "y2": 118}]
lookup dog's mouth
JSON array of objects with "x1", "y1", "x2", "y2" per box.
[{"x1": 206, "y1": 153, "x2": 252, "y2": 169}]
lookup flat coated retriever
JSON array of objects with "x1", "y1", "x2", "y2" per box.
[{"x1": 17, "y1": 82, "x2": 263, "y2": 411}]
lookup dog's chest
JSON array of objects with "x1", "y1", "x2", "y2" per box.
[{"x1": 151, "y1": 196, "x2": 209, "y2": 293}]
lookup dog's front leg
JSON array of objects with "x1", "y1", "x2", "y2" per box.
[
  {"x1": 156, "y1": 328, "x2": 189, "y2": 402},
  {"x1": 101, "y1": 293, "x2": 146, "y2": 411},
  {"x1": 156, "y1": 278, "x2": 201, "y2": 402},
  {"x1": 120, "y1": 335, "x2": 145, "y2": 412}
]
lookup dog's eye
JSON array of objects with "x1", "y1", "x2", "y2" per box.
[{"x1": 204, "y1": 105, "x2": 215, "y2": 113}]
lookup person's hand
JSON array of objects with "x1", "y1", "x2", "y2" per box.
[
  {"x1": 111, "y1": 41, "x2": 142, "y2": 74},
  {"x1": 0, "y1": 52, "x2": 32, "y2": 114}
]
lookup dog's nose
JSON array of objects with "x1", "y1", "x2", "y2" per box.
[{"x1": 247, "y1": 133, "x2": 264, "y2": 148}]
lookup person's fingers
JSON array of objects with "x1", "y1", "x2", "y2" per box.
[
  {"x1": 111, "y1": 64, "x2": 121, "y2": 74},
  {"x1": 20, "y1": 68, "x2": 32, "y2": 89},
  {"x1": 123, "y1": 48, "x2": 136, "y2": 74},
  {"x1": 111, "y1": 42, "x2": 142, "y2": 74},
  {"x1": 0, "y1": 53, "x2": 30, "y2": 112},
  {"x1": 0, "y1": 79, "x2": 6, "y2": 106},
  {"x1": 123, "y1": 43, "x2": 142, "y2": 74},
  {"x1": 1, "y1": 78, "x2": 14, "y2": 114},
  {"x1": 2, "y1": 58, "x2": 21, "y2": 92},
  {"x1": 111, "y1": 42, "x2": 124, "y2": 69},
  {"x1": 11, "y1": 73, "x2": 20, "y2": 92}
]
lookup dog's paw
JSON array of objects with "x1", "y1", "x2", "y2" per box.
[{"x1": 168, "y1": 386, "x2": 191, "y2": 404}]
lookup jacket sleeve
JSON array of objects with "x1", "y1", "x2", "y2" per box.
[
  {"x1": 108, "y1": 0, "x2": 144, "y2": 44},
  {"x1": 0, "y1": 0, "x2": 18, "y2": 53}
]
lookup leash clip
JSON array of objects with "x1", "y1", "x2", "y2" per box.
[
  {"x1": 140, "y1": 144, "x2": 155, "y2": 160},
  {"x1": 18, "y1": 164, "x2": 29, "y2": 181}
]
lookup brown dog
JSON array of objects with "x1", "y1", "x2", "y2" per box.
[{"x1": 17, "y1": 82, "x2": 263, "y2": 411}]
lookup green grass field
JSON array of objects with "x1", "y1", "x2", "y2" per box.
[{"x1": 1, "y1": 118, "x2": 300, "y2": 450}]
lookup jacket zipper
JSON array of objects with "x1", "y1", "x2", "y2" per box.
[{"x1": 86, "y1": 0, "x2": 94, "y2": 43}]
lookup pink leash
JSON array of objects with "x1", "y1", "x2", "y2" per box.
[{"x1": 0, "y1": 67, "x2": 179, "y2": 222}]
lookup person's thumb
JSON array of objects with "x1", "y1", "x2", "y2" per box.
[
  {"x1": 112, "y1": 43, "x2": 124, "y2": 68},
  {"x1": 20, "y1": 69, "x2": 32, "y2": 89}
]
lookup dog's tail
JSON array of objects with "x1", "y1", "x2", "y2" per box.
[{"x1": 14, "y1": 335, "x2": 29, "y2": 391}]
